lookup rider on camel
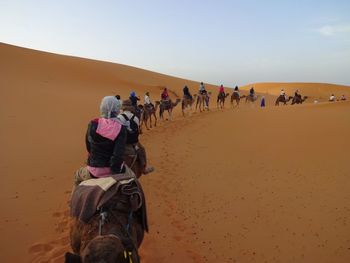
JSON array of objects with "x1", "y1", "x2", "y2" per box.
[
  {"x1": 129, "y1": 91, "x2": 141, "y2": 118},
  {"x1": 118, "y1": 100, "x2": 154, "y2": 175},
  {"x1": 249, "y1": 86, "x2": 255, "y2": 97},
  {"x1": 219, "y1": 84, "x2": 225, "y2": 97},
  {"x1": 280, "y1": 88, "x2": 286, "y2": 98},
  {"x1": 183, "y1": 85, "x2": 192, "y2": 101},
  {"x1": 144, "y1": 92, "x2": 154, "y2": 110},
  {"x1": 329, "y1": 94, "x2": 336, "y2": 102},
  {"x1": 129, "y1": 91, "x2": 140, "y2": 109},
  {"x1": 294, "y1": 89, "x2": 302, "y2": 101},
  {"x1": 161, "y1": 87, "x2": 170, "y2": 101},
  {"x1": 74, "y1": 96, "x2": 127, "y2": 186},
  {"x1": 199, "y1": 82, "x2": 207, "y2": 95}
]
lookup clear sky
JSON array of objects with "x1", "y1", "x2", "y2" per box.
[{"x1": 1, "y1": 0, "x2": 349, "y2": 86}]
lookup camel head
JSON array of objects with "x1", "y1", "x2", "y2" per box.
[
  {"x1": 154, "y1": 100, "x2": 160, "y2": 111},
  {"x1": 225, "y1": 93, "x2": 230, "y2": 98},
  {"x1": 193, "y1": 94, "x2": 198, "y2": 99},
  {"x1": 65, "y1": 235, "x2": 130, "y2": 263},
  {"x1": 172, "y1": 98, "x2": 181, "y2": 107},
  {"x1": 65, "y1": 235, "x2": 129, "y2": 263}
]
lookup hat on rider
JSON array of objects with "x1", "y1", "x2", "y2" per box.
[
  {"x1": 130, "y1": 91, "x2": 136, "y2": 97},
  {"x1": 100, "y1": 96, "x2": 122, "y2": 118}
]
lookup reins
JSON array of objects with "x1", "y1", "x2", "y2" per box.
[{"x1": 98, "y1": 208, "x2": 140, "y2": 263}]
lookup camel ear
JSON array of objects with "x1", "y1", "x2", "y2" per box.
[{"x1": 65, "y1": 252, "x2": 82, "y2": 263}]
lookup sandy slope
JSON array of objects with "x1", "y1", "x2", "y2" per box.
[{"x1": 0, "y1": 43, "x2": 349, "y2": 262}]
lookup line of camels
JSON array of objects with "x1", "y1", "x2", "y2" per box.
[{"x1": 137, "y1": 91, "x2": 308, "y2": 130}]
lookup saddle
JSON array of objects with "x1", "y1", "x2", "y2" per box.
[
  {"x1": 278, "y1": 95, "x2": 286, "y2": 100},
  {"x1": 232, "y1": 92, "x2": 240, "y2": 98},
  {"x1": 161, "y1": 99, "x2": 171, "y2": 108},
  {"x1": 70, "y1": 167, "x2": 148, "y2": 232},
  {"x1": 183, "y1": 95, "x2": 192, "y2": 101},
  {"x1": 145, "y1": 104, "x2": 154, "y2": 111}
]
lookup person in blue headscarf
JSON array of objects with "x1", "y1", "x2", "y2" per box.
[{"x1": 129, "y1": 91, "x2": 140, "y2": 108}]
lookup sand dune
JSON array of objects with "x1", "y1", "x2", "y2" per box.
[
  {"x1": 241, "y1": 82, "x2": 350, "y2": 102},
  {"x1": 0, "y1": 43, "x2": 349, "y2": 263}
]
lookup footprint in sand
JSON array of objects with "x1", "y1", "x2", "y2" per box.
[
  {"x1": 52, "y1": 211, "x2": 62, "y2": 217},
  {"x1": 29, "y1": 243, "x2": 54, "y2": 253}
]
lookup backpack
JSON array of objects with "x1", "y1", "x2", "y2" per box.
[{"x1": 121, "y1": 113, "x2": 139, "y2": 144}]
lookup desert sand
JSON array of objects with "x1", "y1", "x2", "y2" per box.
[{"x1": 1, "y1": 43, "x2": 350, "y2": 263}]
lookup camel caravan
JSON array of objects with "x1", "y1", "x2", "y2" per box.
[
  {"x1": 65, "y1": 84, "x2": 315, "y2": 263},
  {"x1": 275, "y1": 89, "x2": 308, "y2": 106},
  {"x1": 122, "y1": 85, "x2": 311, "y2": 133}
]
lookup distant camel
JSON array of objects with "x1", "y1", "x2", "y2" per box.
[
  {"x1": 245, "y1": 95, "x2": 259, "y2": 103},
  {"x1": 275, "y1": 95, "x2": 293, "y2": 106},
  {"x1": 195, "y1": 93, "x2": 208, "y2": 112},
  {"x1": 217, "y1": 93, "x2": 230, "y2": 109},
  {"x1": 206, "y1": 92, "x2": 212, "y2": 110},
  {"x1": 230, "y1": 93, "x2": 246, "y2": 108},
  {"x1": 195, "y1": 92, "x2": 211, "y2": 112},
  {"x1": 158, "y1": 98, "x2": 181, "y2": 120},
  {"x1": 291, "y1": 95, "x2": 308, "y2": 105},
  {"x1": 139, "y1": 101, "x2": 160, "y2": 130},
  {"x1": 182, "y1": 95, "x2": 194, "y2": 116}
]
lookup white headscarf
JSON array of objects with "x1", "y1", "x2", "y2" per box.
[{"x1": 100, "y1": 96, "x2": 122, "y2": 118}]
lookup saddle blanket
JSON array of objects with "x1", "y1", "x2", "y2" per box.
[{"x1": 70, "y1": 167, "x2": 148, "y2": 227}]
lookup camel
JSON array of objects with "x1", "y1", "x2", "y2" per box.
[
  {"x1": 291, "y1": 95, "x2": 308, "y2": 105},
  {"x1": 275, "y1": 95, "x2": 293, "y2": 106},
  {"x1": 195, "y1": 92, "x2": 211, "y2": 112},
  {"x1": 158, "y1": 98, "x2": 181, "y2": 120},
  {"x1": 245, "y1": 94, "x2": 259, "y2": 104},
  {"x1": 182, "y1": 95, "x2": 194, "y2": 116},
  {"x1": 230, "y1": 93, "x2": 246, "y2": 108},
  {"x1": 66, "y1": 163, "x2": 147, "y2": 263},
  {"x1": 139, "y1": 101, "x2": 160, "y2": 130},
  {"x1": 217, "y1": 93, "x2": 230, "y2": 109}
]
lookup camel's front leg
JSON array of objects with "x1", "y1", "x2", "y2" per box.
[
  {"x1": 169, "y1": 109, "x2": 172, "y2": 120},
  {"x1": 148, "y1": 115, "x2": 152, "y2": 128},
  {"x1": 153, "y1": 113, "x2": 157, "y2": 127}
]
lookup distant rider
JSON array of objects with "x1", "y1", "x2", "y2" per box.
[
  {"x1": 249, "y1": 87, "x2": 255, "y2": 97},
  {"x1": 183, "y1": 85, "x2": 193, "y2": 101},
  {"x1": 161, "y1": 87, "x2": 170, "y2": 101},
  {"x1": 219, "y1": 84, "x2": 225, "y2": 97},
  {"x1": 199, "y1": 82, "x2": 207, "y2": 95}
]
